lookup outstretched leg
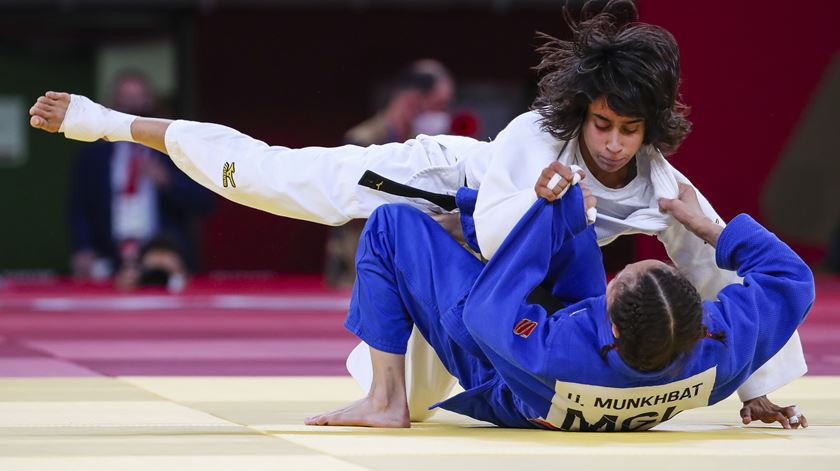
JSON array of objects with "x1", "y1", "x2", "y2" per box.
[
  {"x1": 305, "y1": 348, "x2": 410, "y2": 428},
  {"x1": 29, "y1": 92, "x2": 470, "y2": 227}
]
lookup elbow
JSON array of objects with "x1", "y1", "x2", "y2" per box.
[
  {"x1": 802, "y1": 268, "x2": 816, "y2": 319},
  {"x1": 797, "y1": 258, "x2": 816, "y2": 303},
  {"x1": 805, "y1": 269, "x2": 816, "y2": 303},
  {"x1": 791, "y1": 264, "x2": 816, "y2": 323}
]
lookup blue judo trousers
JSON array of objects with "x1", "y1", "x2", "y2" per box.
[
  {"x1": 344, "y1": 197, "x2": 532, "y2": 427},
  {"x1": 344, "y1": 187, "x2": 815, "y2": 431}
]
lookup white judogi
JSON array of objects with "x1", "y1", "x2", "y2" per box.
[{"x1": 162, "y1": 111, "x2": 806, "y2": 419}]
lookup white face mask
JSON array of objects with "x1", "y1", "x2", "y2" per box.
[{"x1": 412, "y1": 111, "x2": 451, "y2": 136}]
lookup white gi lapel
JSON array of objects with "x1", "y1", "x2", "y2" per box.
[{"x1": 580, "y1": 144, "x2": 680, "y2": 243}]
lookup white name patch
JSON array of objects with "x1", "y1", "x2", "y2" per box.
[{"x1": 540, "y1": 367, "x2": 716, "y2": 432}]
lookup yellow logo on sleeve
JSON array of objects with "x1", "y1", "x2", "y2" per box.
[{"x1": 223, "y1": 162, "x2": 236, "y2": 188}]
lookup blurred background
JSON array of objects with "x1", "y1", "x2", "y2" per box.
[
  {"x1": 0, "y1": 0, "x2": 839, "y2": 283},
  {"x1": 0, "y1": 0, "x2": 839, "y2": 416}
]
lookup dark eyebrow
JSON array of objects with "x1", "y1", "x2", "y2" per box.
[{"x1": 593, "y1": 113, "x2": 643, "y2": 125}]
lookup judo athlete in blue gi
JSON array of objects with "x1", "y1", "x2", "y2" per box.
[{"x1": 305, "y1": 172, "x2": 814, "y2": 431}]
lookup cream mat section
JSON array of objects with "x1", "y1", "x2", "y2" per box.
[{"x1": 0, "y1": 376, "x2": 837, "y2": 471}]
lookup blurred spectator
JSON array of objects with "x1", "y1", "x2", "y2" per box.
[
  {"x1": 115, "y1": 235, "x2": 188, "y2": 292},
  {"x1": 345, "y1": 70, "x2": 432, "y2": 145},
  {"x1": 327, "y1": 61, "x2": 455, "y2": 287},
  {"x1": 409, "y1": 59, "x2": 455, "y2": 136},
  {"x1": 68, "y1": 71, "x2": 214, "y2": 282}
]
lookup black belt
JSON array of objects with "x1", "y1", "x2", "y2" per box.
[{"x1": 358, "y1": 170, "x2": 458, "y2": 211}]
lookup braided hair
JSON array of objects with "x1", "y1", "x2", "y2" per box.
[
  {"x1": 602, "y1": 268, "x2": 724, "y2": 371},
  {"x1": 532, "y1": 0, "x2": 692, "y2": 155}
]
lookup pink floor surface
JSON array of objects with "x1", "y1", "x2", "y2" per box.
[{"x1": 1, "y1": 275, "x2": 838, "y2": 377}]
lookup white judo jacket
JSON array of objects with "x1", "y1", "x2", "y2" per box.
[{"x1": 164, "y1": 111, "x2": 806, "y2": 401}]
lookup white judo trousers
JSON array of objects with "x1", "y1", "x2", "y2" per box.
[{"x1": 163, "y1": 113, "x2": 807, "y2": 420}]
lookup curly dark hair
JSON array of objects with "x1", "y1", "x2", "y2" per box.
[
  {"x1": 601, "y1": 267, "x2": 725, "y2": 372},
  {"x1": 532, "y1": 0, "x2": 692, "y2": 155}
]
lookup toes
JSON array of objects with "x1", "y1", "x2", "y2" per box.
[
  {"x1": 29, "y1": 105, "x2": 51, "y2": 119},
  {"x1": 305, "y1": 414, "x2": 329, "y2": 426},
  {"x1": 318, "y1": 413, "x2": 337, "y2": 425},
  {"x1": 46, "y1": 91, "x2": 70, "y2": 103},
  {"x1": 37, "y1": 95, "x2": 63, "y2": 110}
]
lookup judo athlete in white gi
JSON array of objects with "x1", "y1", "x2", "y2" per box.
[{"x1": 28, "y1": 0, "x2": 807, "y2": 429}]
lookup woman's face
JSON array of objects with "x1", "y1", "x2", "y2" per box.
[{"x1": 579, "y1": 95, "x2": 646, "y2": 175}]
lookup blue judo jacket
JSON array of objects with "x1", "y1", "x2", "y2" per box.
[{"x1": 437, "y1": 187, "x2": 814, "y2": 432}]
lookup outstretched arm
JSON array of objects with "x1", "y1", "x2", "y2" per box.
[
  {"x1": 660, "y1": 184, "x2": 815, "y2": 429},
  {"x1": 661, "y1": 173, "x2": 808, "y2": 410}
]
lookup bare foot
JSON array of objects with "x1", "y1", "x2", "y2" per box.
[
  {"x1": 29, "y1": 91, "x2": 70, "y2": 133},
  {"x1": 305, "y1": 394, "x2": 410, "y2": 428}
]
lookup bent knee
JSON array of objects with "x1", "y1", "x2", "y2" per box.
[{"x1": 367, "y1": 204, "x2": 428, "y2": 232}]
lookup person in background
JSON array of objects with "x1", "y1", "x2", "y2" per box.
[
  {"x1": 326, "y1": 61, "x2": 455, "y2": 287},
  {"x1": 344, "y1": 60, "x2": 454, "y2": 147},
  {"x1": 409, "y1": 59, "x2": 456, "y2": 136},
  {"x1": 114, "y1": 235, "x2": 189, "y2": 292},
  {"x1": 68, "y1": 71, "x2": 214, "y2": 282}
]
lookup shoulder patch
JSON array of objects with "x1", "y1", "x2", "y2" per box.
[{"x1": 514, "y1": 318, "x2": 538, "y2": 338}]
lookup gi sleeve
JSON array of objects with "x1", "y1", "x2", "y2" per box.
[
  {"x1": 659, "y1": 169, "x2": 738, "y2": 298},
  {"x1": 463, "y1": 187, "x2": 602, "y2": 376},
  {"x1": 163, "y1": 120, "x2": 479, "y2": 226},
  {"x1": 705, "y1": 214, "x2": 815, "y2": 399},
  {"x1": 472, "y1": 112, "x2": 560, "y2": 259},
  {"x1": 661, "y1": 169, "x2": 808, "y2": 401}
]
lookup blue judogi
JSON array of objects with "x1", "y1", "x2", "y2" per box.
[{"x1": 344, "y1": 187, "x2": 814, "y2": 431}]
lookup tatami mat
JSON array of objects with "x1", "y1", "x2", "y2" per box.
[
  {"x1": 2, "y1": 281, "x2": 838, "y2": 470},
  {"x1": 0, "y1": 376, "x2": 836, "y2": 470}
]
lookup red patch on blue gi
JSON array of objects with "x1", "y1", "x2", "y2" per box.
[{"x1": 513, "y1": 318, "x2": 538, "y2": 338}]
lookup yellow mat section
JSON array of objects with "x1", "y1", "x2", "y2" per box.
[{"x1": 0, "y1": 376, "x2": 837, "y2": 470}]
